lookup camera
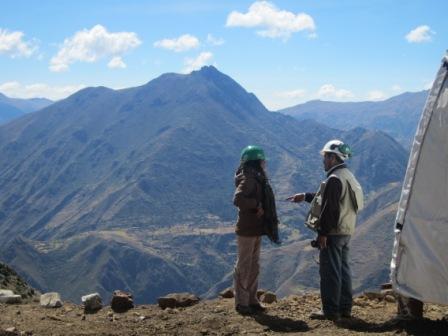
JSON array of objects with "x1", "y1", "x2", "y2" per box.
[{"x1": 310, "y1": 240, "x2": 319, "y2": 248}]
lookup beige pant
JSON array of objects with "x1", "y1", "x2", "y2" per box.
[{"x1": 233, "y1": 235, "x2": 261, "y2": 307}]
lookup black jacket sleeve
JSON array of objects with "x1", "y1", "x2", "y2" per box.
[
  {"x1": 318, "y1": 176, "x2": 342, "y2": 235},
  {"x1": 304, "y1": 193, "x2": 315, "y2": 203}
]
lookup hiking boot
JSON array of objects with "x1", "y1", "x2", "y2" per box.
[
  {"x1": 249, "y1": 303, "x2": 266, "y2": 313},
  {"x1": 235, "y1": 304, "x2": 252, "y2": 315},
  {"x1": 309, "y1": 310, "x2": 340, "y2": 321},
  {"x1": 340, "y1": 311, "x2": 352, "y2": 319}
]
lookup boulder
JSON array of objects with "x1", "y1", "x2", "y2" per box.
[
  {"x1": 110, "y1": 290, "x2": 133, "y2": 313},
  {"x1": 260, "y1": 291, "x2": 277, "y2": 304},
  {"x1": 0, "y1": 289, "x2": 22, "y2": 304},
  {"x1": 158, "y1": 293, "x2": 200, "y2": 309},
  {"x1": 0, "y1": 289, "x2": 15, "y2": 297},
  {"x1": 40, "y1": 292, "x2": 63, "y2": 308},
  {"x1": 384, "y1": 295, "x2": 396, "y2": 303},
  {"x1": 218, "y1": 288, "x2": 234, "y2": 299},
  {"x1": 363, "y1": 291, "x2": 384, "y2": 300},
  {"x1": 81, "y1": 293, "x2": 102, "y2": 313},
  {"x1": 0, "y1": 294, "x2": 22, "y2": 304},
  {"x1": 256, "y1": 289, "x2": 266, "y2": 299}
]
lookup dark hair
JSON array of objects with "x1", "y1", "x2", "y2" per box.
[{"x1": 237, "y1": 159, "x2": 266, "y2": 177}]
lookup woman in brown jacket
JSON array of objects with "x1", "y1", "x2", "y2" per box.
[{"x1": 233, "y1": 145, "x2": 267, "y2": 315}]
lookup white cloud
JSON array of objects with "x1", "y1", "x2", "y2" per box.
[
  {"x1": 0, "y1": 81, "x2": 86, "y2": 100},
  {"x1": 367, "y1": 90, "x2": 386, "y2": 101},
  {"x1": 49, "y1": 24, "x2": 141, "y2": 72},
  {"x1": 405, "y1": 25, "x2": 435, "y2": 43},
  {"x1": 183, "y1": 52, "x2": 213, "y2": 73},
  {"x1": 0, "y1": 28, "x2": 37, "y2": 58},
  {"x1": 108, "y1": 56, "x2": 126, "y2": 69},
  {"x1": 206, "y1": 34, "x2": 225, "y2": 46},
  {"x1": 317, "y1": 84, "x2": 354, "y2": 99},
  {"x1": 154, "y1": 34, "x2": 199, "y2": 52},
  {"x1": 276, "y1": 89, "x2": 306, "y2": 99},
  {"x1": 226, "y1": 1, "x2": 316, "y2": 40}
]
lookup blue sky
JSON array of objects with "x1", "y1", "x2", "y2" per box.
[{"x1": 0, "y1": 0, "x2": 446, "y2": 109}]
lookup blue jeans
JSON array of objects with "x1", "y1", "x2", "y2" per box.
[{"x1": 319, "y1": 235, "x2": 352, "y2": 316}]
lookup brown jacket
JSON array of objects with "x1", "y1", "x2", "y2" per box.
[{"x1": 233, "y1": 168, "x2": 265, "y2": 236}]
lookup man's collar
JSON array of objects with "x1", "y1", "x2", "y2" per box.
[{"x1": 327, "y1": 163, "x2": 346, "y2": 177}]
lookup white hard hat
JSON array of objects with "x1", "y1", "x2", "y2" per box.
[{"x1": 320, "y1": 139, "x2": 352, "y2": 161}]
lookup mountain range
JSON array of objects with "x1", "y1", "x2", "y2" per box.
[
  {"x1": 0, "y1": 93, "x2": 53, "y2": 125},
  {"x1": 278, "y1": 91, "x2": 428, "y2": 148},
  {"x1": 0, "y1": 66, "x2": 410, "y2": 303}
]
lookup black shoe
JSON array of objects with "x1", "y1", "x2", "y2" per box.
[
  {"x1": 309, "y1": 310, "x2": 340, "y2": 321},
  {"x1": 235, "y1": 304, "x2": 252, "y2": 315},
  {"x1": 249, "y1": 303, "x2": 266, "y2": 313}
]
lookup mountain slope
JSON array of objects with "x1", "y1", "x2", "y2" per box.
[
  {"x1": 279, "y1": 91, "x2": 428, "y2": 147},
  {"x1": 0, "y1": 66, "x2": 407, "y2": 302}
]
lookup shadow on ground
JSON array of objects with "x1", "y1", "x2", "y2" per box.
[
  {"x1": 253, "y1": 313, "x2": 309, "y2": 332},
  {"x1": 336, "y1": 317, "x2": 448, "y2": 336}
]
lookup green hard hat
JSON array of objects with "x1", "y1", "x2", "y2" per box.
[{"x1": 240, "y1": 145, "x2": 266, "y2": 162}]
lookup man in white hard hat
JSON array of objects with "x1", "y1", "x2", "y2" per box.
[{"x1": 287, "y1": 140, "x2": 364, "y2": 321}]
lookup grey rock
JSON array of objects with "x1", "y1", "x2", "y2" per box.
[
  {"x1": 81, "y1": 293, "x2": 102, "y2": 313},
  {"x1": 363, "y1": 291, "x2": 384, "y2": 300},
  {"x1": 218, "y1": 288, "x2": 234, "y2": 299},
  {"x1": 0, "y1": 294, "x2": 22, "y2": 304},
  {"x1": 110, "y1": 290, "x2": 133, "y2": 313},
  {"x1": 256, "y1": 289, "x2": 266, "y2": 299},
  {"x1": 0, "y1": 289, "x2": 15, "y2": 296},
  {"x1": 40, "y1": 292, "x2": 63, "y2": 308},
  {"x1": 158, "y1": 292, "x2": 200, "y2": 309},
  {"x1": 260, "y1": 291, "x2": 277, "y2": 304}
]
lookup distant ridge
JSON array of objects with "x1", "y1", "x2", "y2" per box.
[
  {"x1": 0, "y1": 92, "x2": 53, "y2": 124},
  {"x1": 278, "y1": 90, "x2": 428, "y2": 147}
]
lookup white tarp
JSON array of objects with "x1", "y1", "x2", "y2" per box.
[{"x1": 391, "y1": 55, "x2": 448, "y2": 305}]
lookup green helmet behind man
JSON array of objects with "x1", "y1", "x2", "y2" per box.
[{"x1": 240, "y1": 145, "x2": 266, "y2": 162}]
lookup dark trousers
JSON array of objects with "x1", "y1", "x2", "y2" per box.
[{"x1": 319, "y1": 235, "x2": 352, "y2": 316}]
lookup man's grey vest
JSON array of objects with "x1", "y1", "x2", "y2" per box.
[{"x1": 305, "y1": 167, "x2": 364, "y2": 235}]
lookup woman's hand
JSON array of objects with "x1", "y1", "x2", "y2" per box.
[{"x1": 286, "y1": 193, "x2": 305, "y2": 203}]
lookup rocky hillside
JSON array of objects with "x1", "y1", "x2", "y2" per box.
[
  {"x1": 0, "y1": 262, "x2": 37, "y2": 300},
  {"x1": 1, "y1": 292, "x2": 447, "y2": 335}
]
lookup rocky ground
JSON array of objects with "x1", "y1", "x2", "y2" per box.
[{"x1": 1, "y1": 293, "x2": 448, "y2": 336}]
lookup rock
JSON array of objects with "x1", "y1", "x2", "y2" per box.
[
  {"x1": 218, "y1": 287, "x2": 234, "y2": 299},
  {"x1": 0, "y1": 294, "x2": 22, "y2": 304},
  {"x1": 81, "y1": 293, "x2": 102, "y2": 313},
  {"x1": 40, "y1": 292, "x2": 63, "y2": 308},
  {"x1": 384, "y1": 295, "x2": 396, "y2": 303},
  {"x1": 158, "y1": 297, "x2": 176, "y2": 309},
  {"x1": 158, "y1": 293, "x2": 200, "y2": 309},
  {"x1": 260, "y1": 291, "x2": 277, "y2": 304},
  {"x1": 381, "y1": 289, "x2": 395, "y2": 296},
  {"x1": 0, "y1": 289, "x2": 15, "y2": 296},
  {"x1": 256, "y1": 289, "x2": 266, "y2": 299},
  {"x1": 363, "y1": 291, "x2": 384, "y2": 300},
  {"x1": 110, "y1": 290, "x2": 134, "y2": 313}
]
